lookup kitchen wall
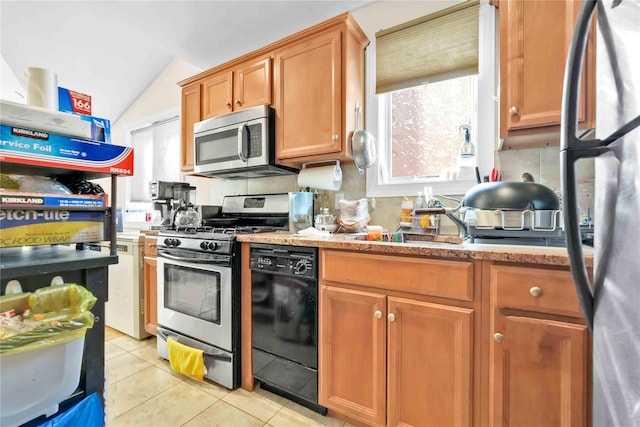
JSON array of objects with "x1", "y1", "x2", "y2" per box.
[{"x1": 2, "y1": 3, "x2": 593, "y2": 234}]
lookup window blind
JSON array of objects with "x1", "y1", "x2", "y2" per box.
[{"x1": 375, "y1": 0, "x2": 479, "y2": 94}]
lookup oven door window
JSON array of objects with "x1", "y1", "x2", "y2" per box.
[{"x1": 164, "y1": 263, "x2": 221, "y2": 324}]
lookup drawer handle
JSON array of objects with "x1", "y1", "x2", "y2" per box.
[
  {"x1": 225, "y1": 101, "x2": 232, "y2": 108},
  {"x1": 509, "y1": 105, "x2": 519, "y2": 115},
  {"x1": 374, "y1": 310, "x2": 383, "y2": 319},
  {"x1": 235, "y1": 99, "x2": 241, "y2": 106},
  {"x1": 529, "y1": 286, "x2": 543, "y2": 297},
  {"x1": 493, "y1": 332, "x2": 504, "y2": 343},
  {"x1": 388, "y1": 313, "x2": 396, "y2": 322}
]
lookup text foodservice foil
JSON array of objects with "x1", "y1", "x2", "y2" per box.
[{"x1": 0, "y1": 124, "x2": 133, "y2": 176}]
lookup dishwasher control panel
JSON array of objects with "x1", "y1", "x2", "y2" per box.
[{"x1": 250, "y1": 245, "x2": 317, "y2": 279}]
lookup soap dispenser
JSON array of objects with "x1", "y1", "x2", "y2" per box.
[
  {"x1": 457, "y1": 124, "x2": 476, "y2": 180},
  {"x1": 458, "y1": 124, "x2": 475, "y2": 157}
]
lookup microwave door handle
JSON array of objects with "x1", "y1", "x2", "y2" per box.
[{"x1": 238, "y1": 124, "x2": 248, "y2": 162}]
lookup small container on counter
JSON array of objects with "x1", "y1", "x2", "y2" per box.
[
  {"x1": 400, "y1": 198, "x2": 413, "y2": 227},
  {"x1": 366, "y1": 225, "x2": 384, "y2": 241}
]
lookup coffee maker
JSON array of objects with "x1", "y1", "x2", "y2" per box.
[{"x1": 149, "y1": 180, "x2": 196, "y2": 229}]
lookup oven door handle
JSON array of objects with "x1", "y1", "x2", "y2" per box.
[
  {"x1": 157, "y1": 328, "x2": 232, "y2": 362},
  {"x1": 157, "y1": 251, "x2": 221, "y2": 264}
]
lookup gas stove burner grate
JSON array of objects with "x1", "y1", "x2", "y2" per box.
[{"x1": 174, "y1": 225, "x2": 214, "y2": 234}]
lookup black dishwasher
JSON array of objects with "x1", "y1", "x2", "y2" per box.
[{"x1": 250, "y1": 243, "x2": 326, "y2": 414}]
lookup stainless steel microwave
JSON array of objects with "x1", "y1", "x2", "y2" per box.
[{"x1": 193, "y1": 105, "x2": 298, "y2": 179}]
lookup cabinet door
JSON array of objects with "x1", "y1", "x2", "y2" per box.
[
  {"x1": 202, "y1": 71, "x2": 233, "y2": 119},
  {"x1": 490, "y1": 315, "x2": 589, "y2": 427},
  {"x1": 181, "y1": 83, "x2": 201, "y2": 172},
  {"x1": 143, "y1": 255, "x2": 158, "y2": 335},
  {"x1": 319, "y1": 286, "x2": 386, "y2": 427},
  {"x1": 275, "y1": 29, "x2": 342, "y2": 161},
  {"x1": 500, "y1": 0, "x2": 593, "y2": 135},
  {"x1": 387, "y1": 297, "x2": 473, "y2": 427},
  {"x1": 234, "y1": 57, "x2": 272, "y2": 110}
]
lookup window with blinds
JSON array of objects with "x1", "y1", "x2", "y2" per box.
[
  {"x1": 376, "y1": 1, "x2": 479, "y2": 94},
  {"x1": 367, "y1": 1, "x2": 495, "y2": 198}
]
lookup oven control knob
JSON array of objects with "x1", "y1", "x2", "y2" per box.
[
  {"x1": 200, "y1": 241, "x2": 218, "y2": 251},
  {"x1": 164, "y1": 238, "x2": 181, "y2": 247}
]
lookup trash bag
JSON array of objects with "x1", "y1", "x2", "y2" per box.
[
  {"x1": 38, "y1": 392, "x2": 104, "y2": 427},
  {"x1": 0, "y1": 284, "x2": 96, "y2": 355}
]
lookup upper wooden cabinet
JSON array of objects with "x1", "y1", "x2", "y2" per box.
[
  {"x1": 499, "y1": 0, "x2": 595, "y2": 145},
  {"x1": 178, "y1": 13, "x2": 368, "y2": 172},
  {"x1": 203, "y1": 57, "x2": 272, "y2": 119},
  {"x1": 274, "y1": 18, "x2": 368, "y2": 165},
  {"x1": 181, "y1": 82, "x2": 201, "y2": 172}
]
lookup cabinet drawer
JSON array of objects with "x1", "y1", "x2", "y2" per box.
[
  {"x1": 321, "y1": 250, "x2": 473, "y2": 301},
  {"x1": 492, "y1": 265, "x2": 582, "y2": 318},
  {"x1": 144, "y1": 236, "x2": 158, "y2": 257}
]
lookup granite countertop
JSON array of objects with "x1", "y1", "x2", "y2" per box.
[{"x1": 237, "y1": 231, "x2": 594, "y2": 268}]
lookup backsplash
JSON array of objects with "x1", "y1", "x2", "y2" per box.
[
  {"x1": 496, "y1": 146, "x2": 595, "y2": 222},
  {"x1": 186, "y1": 146, "x2": 594, "y2": 236}
]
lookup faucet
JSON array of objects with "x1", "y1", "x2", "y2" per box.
[{"x1": 431, "y1": 200, "x2": 468, "y2": 238}]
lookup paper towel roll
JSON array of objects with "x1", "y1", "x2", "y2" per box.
[
  {"x1": 26, "y1": 67, "x2": 58, "y2": 110},
  {"x1": 297, "y1": 164, "x2": 342, "y2": 191}
]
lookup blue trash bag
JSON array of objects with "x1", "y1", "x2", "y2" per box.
[{"x1": 38, "y1": 392, "x2": 104, "y2": 427}]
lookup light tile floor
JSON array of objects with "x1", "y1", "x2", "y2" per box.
[{"x1": 105, "y1": 327, "x2": 350, "y2": 427}]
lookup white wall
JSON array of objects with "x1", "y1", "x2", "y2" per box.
[{"x1": 1, "y1": 55, "x2": 26, "y2": 103}]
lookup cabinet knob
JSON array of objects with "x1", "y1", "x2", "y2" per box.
[
  {"x1": 509, "y1": 106, "x2": 519, "y2": 115},
  {"x1": 332, "y1": 134, "x2": 339, "y2": 141},
  {"x1": 388, "y1": 313, "x2": 396, "y2": 322},
  {"x1": 529, "y1": 286, "x2": 543, "y2": 297},
  {"x1": 235, "y1": 99, "x2": 241, "y2": 106},
  {"x1": 225, "y1": 101, "x2": 231, "y2": 108},
  {"x1": 374, "y1": 310, "x2": 383, "y2": 319},
  {"x1": 493, "y1": 332, "x2": 504, "y2": 343}
]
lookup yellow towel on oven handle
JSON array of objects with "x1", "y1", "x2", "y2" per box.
[{"x1": 167, "y1": 337, "x2": 205, "y2": 381}]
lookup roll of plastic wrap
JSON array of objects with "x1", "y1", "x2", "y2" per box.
[
  {"x1": 26, "y1": 67, "x2": 58, "y2": 110},
  {"x1": 297, "y1": 164, "x2": 342, "y2": 191}
]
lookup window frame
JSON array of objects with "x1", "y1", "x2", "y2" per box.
[{"x1": 366, "y1": 3, "x2": 497, "y2": 198}]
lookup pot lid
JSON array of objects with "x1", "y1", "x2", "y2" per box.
[{"x1": 463, "y1": 182, "x2": 559, "y2": 210}]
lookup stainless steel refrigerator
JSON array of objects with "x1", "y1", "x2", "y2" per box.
[{"x1": 561, "y1": 0, "x2": 640, "y2": 425}]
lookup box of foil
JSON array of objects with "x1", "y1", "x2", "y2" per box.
[
  {"x1": 0, "y1": 124, "x2": 132, "y2": 176},
  {"x1": 0, "y1": 208, "x2": 104, "y2": 247}
]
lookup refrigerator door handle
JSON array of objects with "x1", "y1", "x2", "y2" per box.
[{"x1": 560, "y1": 0, "x2": 598, "y2": 333}]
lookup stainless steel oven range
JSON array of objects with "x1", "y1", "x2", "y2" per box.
[{"x1": 156, "y1": 193, "x2": 290, "y2": 389}]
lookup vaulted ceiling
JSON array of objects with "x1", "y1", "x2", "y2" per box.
[{"x1": 0, "y1": 1, "x2": 372, "y2": 122}]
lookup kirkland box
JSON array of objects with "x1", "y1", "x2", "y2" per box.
[
  {"x1": 58, "y1": 88, "x2": 111, "y2": 143},
  {"x1": 0, "y1": 124, "x2": 132, "y2": 176},
  {"x1": 0, "y1": 208, "x2": 104, "y2": 247},
  {"x1": 0, "y1": 191, "x2": 107, "y2": 208}
]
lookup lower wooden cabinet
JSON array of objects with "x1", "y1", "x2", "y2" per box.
[
  {"x1": 317, "y1": 252, "x2": 590, "y2": 427},
  {"x1": 143, "y1": 235, "x2": 158, "y2": 335},
  {"x1": 488, "y1": 263, "x2": 590, "y2": 427},
  {"x1": 319, "y1": 250, "x2": 476, "y2": 427},
  {"x1": 320, "y1": 286, "x2": 387, "y2": 426},
  {"x1": 489, "y1": 314, "x2": 589, "y2": 427},
  {"x1": 320, "y1": 286, "x2": 474, "y2": 427},
  {"x1": 387, "y1": 297, "x2": 473, "y2": 427}
]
